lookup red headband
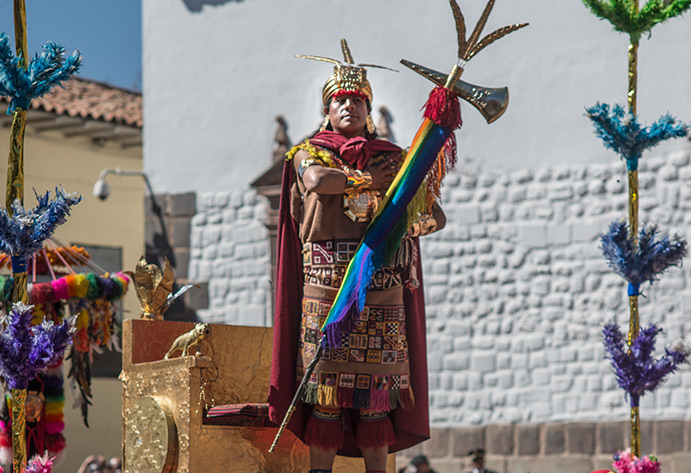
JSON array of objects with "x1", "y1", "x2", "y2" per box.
[{"x1": 331, "y1": 89, "x2": 369, "y2": 103}]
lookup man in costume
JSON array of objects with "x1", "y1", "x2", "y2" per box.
[{"x1": 269, "y1": 39, "x2": 444, "y2": 473}]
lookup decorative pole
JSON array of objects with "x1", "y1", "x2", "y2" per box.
[
  {"x1": 8, "y1": 2, "x2": 29, "y2": 471},
  {"x1": 583, "y1": 0, "x2": 691, "y2": 458},
  {"x1": 626, "y1": 1, "x2": 640, "y2": 456},
  {"x1": 0, "y1": 2, "x2": 81, "y2": 471}
]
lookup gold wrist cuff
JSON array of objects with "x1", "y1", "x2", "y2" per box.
[{"x1": 409, "y1": 214, "x2": 438, "y2": 237}]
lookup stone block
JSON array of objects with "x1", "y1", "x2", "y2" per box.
[
  {"x1": 167, "y1": 191, "x2": 196, "y2": 216},
  {"x1": 572, "y1": 221, "x2": 600, "y2": 242},
  {"x1": 666, "y1": 454, "x2": 691, "y2": 473},
  {"x1": 197, "y1": 261, "x2": 212, "y2": 280},
  {"x1": 670, "y1": 150, "x2": 690, "y2": 167},
  {"x1": 443, "y1": 354, "x2": 469, "y2": 371},
  {"x1": 655, "y1": 420, "x2": 685, "y2": 454},
  {"x1": 567, "y1": 423, "x2": 595, "y2": 454},
  {"x1": 516, "y1": 425, "x2": 540, "y2": 456},
  {"x1": 518, "y1": 223, "x2": 547, "y2": 248},
  {"x1": 509, "y1": 188, "x2": 527, "y2": 203},
  {"x1": 213, "y1": 191, "x2": 230, "y2": 208},
  {"x1": 185, "y1": 281, "x2": 208, "y2": 310},
  {"x1": 453, "y1": 205, "x2": 481, "y2": 224},
  {"x1": 547, "y1": 223, "x2": 572, "y2": 245},
  {"x1": 202, "y1": 226, "x2": 221, "y2": 246},
  {"x1": 545, "y1": 424, "x2": 565, "y2": 454},
  {"x1": 470, "y1": 353, "x2": 496, "y2": 372},
  {"x1": 222, "y1": 208, "x2": 236, "y2": 223},
  {"x1": 238, "y1": 206, "x2": 255, "y2": 220},
  {"x1": 423, "y1": 428, "x2": 450, "y2": 457},
  {"x1": 498, "y1": 372, "x2": 513, "y2": 389},
  {"x1": 639, "y1": 420, "x2": 654, "y2": 451},
  {"x1": 236, "y1": 305, "x2": 267, "y2": 327},
  {"x1": 486, "y1": 424, "x2": 514, "y2": 455},
  {"x1": 172, "y1": 248, "x2": 190, "y2": 278},
  {"x1": 506, "y1": 457, "x2": 593, "y2": 473},
  {"x1": 511, "y1": 169, "x2": 534, "y2": 184},
  {"x1": 170, "y1": 217, "x2": 192, "y2": 247},
  {"x1": 549, "y1": 184, "x2": 573, "y2": 201},
  {"x1": 597, "y1": 422, "x2": 624, "y2": 454}
]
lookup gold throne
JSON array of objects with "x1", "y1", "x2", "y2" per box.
[{"x1": 120, "y1": 319, "x2": 396, "y2": 473}]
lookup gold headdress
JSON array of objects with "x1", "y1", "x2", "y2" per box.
[
  {"x1": 298, "y1": 38, "x2": 394, "y2": 105},
  {"x1": 298, "y1": 39, "x2": 396, "y2": 133}
]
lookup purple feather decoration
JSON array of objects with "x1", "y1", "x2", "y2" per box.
[
  {"x1": 0, "y1": 302, "x2": 74, "y2": 390},
  {"x1": 601, "y1": 221, "x2": 687, "y2": 290},
  {"x1": 0, "y1": 187, "x2": 81, "y2": 260},
  {"x1": 603, "y1": 323, "x2": 688, "y2": 407}
]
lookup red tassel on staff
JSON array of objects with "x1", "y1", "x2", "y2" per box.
[
  {"x1": 422, "y1": 86, "x2": 462, "y2": 206},
  {"x1": 423, "y1": 86, "x2": 462, "y2": 130}
]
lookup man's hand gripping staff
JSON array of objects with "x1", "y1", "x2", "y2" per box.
[{"x1": 269, "y1": 0, "x2": 527, "y2": 453}]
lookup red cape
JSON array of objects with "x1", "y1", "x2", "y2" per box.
[{"x1": 268, "y1": 160, "x2": 430, "y2": 456}]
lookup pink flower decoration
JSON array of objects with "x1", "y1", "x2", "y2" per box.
[
  {"x1": 25, "y1": 452, "x2": 54, "y2": 473},
  {"x1": 612, "y1": 449, "x2": 661, "y2": 473}
]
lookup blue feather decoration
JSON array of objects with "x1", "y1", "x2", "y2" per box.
[
  {"x1": 0, "y1": 187, "x2": 81, "y2": 260},
  {"x1": 603, "y1": 322, "x2": 688, "y2": 408},
  {"x1": 0, "y1": 32, "x2": 81, "y2": 114},
  {"x1": 600, "y1": 221, "x2": 687, "y2": 290},
  {"x1": 586, "y1": 103, "x2": 688, "y2": 170}
]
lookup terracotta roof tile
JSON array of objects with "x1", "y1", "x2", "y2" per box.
[{"x1": 2, "y1": 77, "x2": 142, "y2": 127}]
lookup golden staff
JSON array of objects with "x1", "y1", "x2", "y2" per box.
[
  {"x1": 6, "y1": 1, "x2": 30, "y2": 471},
  {"x1": 626, "y1": 0, "x2": 640, "y2": 457}
]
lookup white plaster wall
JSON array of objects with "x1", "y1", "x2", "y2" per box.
[{"x1": 143, "y1": 0, "x2": 691, "y2": 194}]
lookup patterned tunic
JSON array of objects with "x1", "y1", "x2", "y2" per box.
[{"x1": 292, "y1": 144, "x2": 414, "y2": 413}]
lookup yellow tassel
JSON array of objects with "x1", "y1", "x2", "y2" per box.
[{"x1": 317, "y1": 385, "x2": 337, "y2": 408}]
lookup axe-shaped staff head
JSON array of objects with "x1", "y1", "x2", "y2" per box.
[
  {"x1": 401, "y1": 59, "x2": 508, "y2": 124},
  {"x1": 402, "y1": 0, "x2": 528, "y2": 124}
]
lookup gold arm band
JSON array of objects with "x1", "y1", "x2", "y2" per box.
[
  {"x1": 297, "y1": 157, "x2": 325, "y2": 179},
  {"x1": 343, "y1": 166, "x2": 372, "y2": 194}
]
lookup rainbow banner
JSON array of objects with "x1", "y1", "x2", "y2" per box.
[{"x1": 320, "y1": 117, "x2": 452, "y2": 344}]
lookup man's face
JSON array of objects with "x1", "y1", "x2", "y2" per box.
[
  {"x1": 472, "y1": 458, "x2": 484, "y2": 470},
  {"x1": 325, "y1": 94, "x2": 368, "y2": 138}
]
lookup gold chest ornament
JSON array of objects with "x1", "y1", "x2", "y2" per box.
[{"x1": 343, "y1": 190, "x2": 380, "y2": 222}]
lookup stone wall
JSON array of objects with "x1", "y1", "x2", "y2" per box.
[{"x1": 188, "y1": 189, "x2": 272, "y2": 326}]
